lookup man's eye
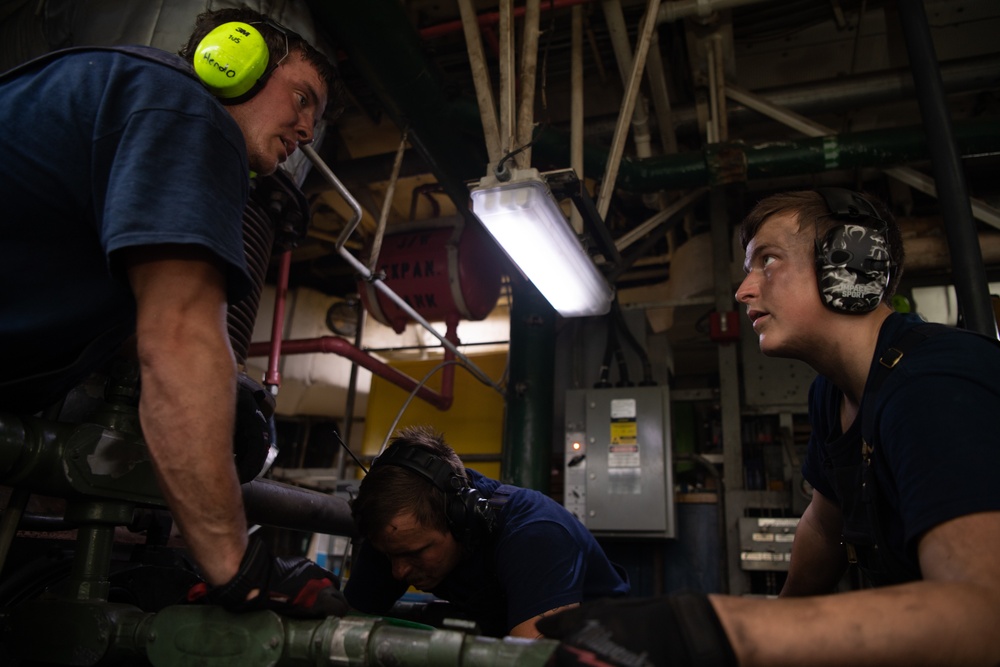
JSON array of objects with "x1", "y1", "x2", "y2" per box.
[{"x1": 762, "y1": 255, "x2": 775, "y2": 267}]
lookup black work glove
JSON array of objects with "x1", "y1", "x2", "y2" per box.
[
  {"x1": 536, "y1": 592, "x2": 737, "y2": 667},
  {"x1": 187, "y1": 536, "x2": 349, "y2": 618}
]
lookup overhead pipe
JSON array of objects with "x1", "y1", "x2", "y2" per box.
[
  {"x1": 515, "y1": 0, "x2": 541, "y2": 168},
  {"x1": 529, "y1": 117, "x2": 1000, "y2": 192},
  {"x1": 596, "y1": 0, "x2": 663, "y2": 219},
  {"x1": 724, "y1": 83, "x2": 1000, "y2": 230},
  {"x1": 614, "y1": 187, "x2": 708, "y2": 252},
  {"x1": 420, "y1": 0, "x2": 1000, "y2": 153},
  {"x1": 249, "y1": 336, "x2": 455, "y2": 411},
  {"x1": 556, "y1": 54, "x2": 1000, "y2": 147},
  {"x1": 327, "y1": 56, "x2": 1000, "y2": 201},
  {"x1": 367, "y1": 129, "x2": 409, "y2": 274},
  {"x1": 898, "y1": 1, "x2": 997, "y2": 338},
  {"x1": 308, "y1": 1, "x2": 999, "y2": 212},
  {"x1": 711, "y1": 34, "x2": 728, "y2": 141},
  {"x1": 420, "y1": 0, "x2": 591, "y2": 40},
  {"x1": 730, "y1": 55, "x2": 1000, "y2": 128},
  {"x1": 601, "y1": 0, "x2": 656, "y2": 161},
  {"x1": 705, "y1": 32, "x2": 728, "y2": 143},
  {"x1": 457, "y1": 0, "x2": 503, "y2": 164},
  {"x1": 498, "y1": 0, "x2": 517, "y2": 156},
  {"x1": 645, "y1": 29, "x2": 679, "y2": 154}
]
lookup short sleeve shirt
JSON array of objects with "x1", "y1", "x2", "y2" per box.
[{"x1": 0, "y1": 47, "x2": 250, "y2": 410}]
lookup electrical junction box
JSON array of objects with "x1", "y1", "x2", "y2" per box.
[{"x1": 564, "y1": 386, "x2": 674, "y2": 537}]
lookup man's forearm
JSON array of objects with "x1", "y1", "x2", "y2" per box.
[
  {"x1": 138, "y1": 335, "x2": 247, "y2": 586},
  {"x1": 781, "y1": 490, "x2": 847, "y2": 597},
  {"x1": 713, "y1": 581, "x2": 1000, "y2": 666},
  {"x1": 126, "y1": 249, "x2": 249, "y2": 586},
  {"x1": 779, "y1": 525, "x2": 846, "y2": 597}
]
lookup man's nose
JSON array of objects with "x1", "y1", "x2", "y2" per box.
[
  {"x1": 296, "y1": 114, "x2": 315, "y2": 144},
  {"x1": 735, "y1": 274, "x2": 756, "y2": 304}
]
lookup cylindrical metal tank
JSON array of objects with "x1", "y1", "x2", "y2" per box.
[{"x1": 360, "y1": 218, "x2": 504, "y2": 333}]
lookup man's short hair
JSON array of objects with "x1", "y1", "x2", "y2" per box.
[
  {"x1": 352, "y1": 426, "x2": 467, "y2": 541},
  {"x1": 179, "y1": 5, "x2": 346, "y2": 122},
  {"x1": 738, "y1": 189, "x2": 906, "y2": 302}
]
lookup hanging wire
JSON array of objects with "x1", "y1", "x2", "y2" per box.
[
  {"x1": 333, "y1": 429, "x2": 369, "y2": 475},
  {"x1": 377, "y1": 359, "x2": 464, "y2": 456},
  {"x1": 492, "y1": 116, "x2": 555, "y2": 181},
  {"x1": 493, "y1": 136, "x2": 539, "y2": 181}
]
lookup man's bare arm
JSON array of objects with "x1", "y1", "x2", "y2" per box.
[
  {"x1": 780, "y1": 489, "x2": 847, "y2": 597},
  {"x1": 713, "y1": 510, "x2": 1000, "y2": 666},
  {"x1": 125, "y1": 245, "x2": 247, "y2": 586}
]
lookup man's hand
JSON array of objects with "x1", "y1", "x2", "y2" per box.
[
  {"x1": 188, "y1": 536, "x2": 349, "y2": 618},
  {"x1": 536, "y1": 592, "x2": 736, "y2": 667}
]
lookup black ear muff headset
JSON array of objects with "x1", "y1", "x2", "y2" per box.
[
  {"x1": 193, "y1": 20, "x2": 290, "y2": 104},
  {"x1": 371, "y1": 445, "x2": 492, "y2": 543},
  {"x1": 814, "y1": 187, "x2": 892, "y2": 314}
]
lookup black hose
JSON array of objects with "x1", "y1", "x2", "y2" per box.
[{"x1": 242, "y1": 478, "x2": 357, "y2": 537}]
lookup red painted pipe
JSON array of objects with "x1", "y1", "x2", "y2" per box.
[
  {"x1": 248, "y1": 336, "x2": 454, "y2": 411},
  {"x1": 265, "y1": 250, "x2": 293, "y2": 388},
  {"x1": 418, "y1": 0, "x2": 591, "y2": 40}
]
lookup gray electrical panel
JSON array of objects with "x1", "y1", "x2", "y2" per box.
[{"x1": 564, "y1": 386, "x2": 674, "y2": 537}]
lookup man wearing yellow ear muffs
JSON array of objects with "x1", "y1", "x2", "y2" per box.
[{"x1": 0, "y1": 6, "x2": 346, "y2": 617}]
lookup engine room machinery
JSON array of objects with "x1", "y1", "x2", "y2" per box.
[{"x1": 0, "y1": 169, "x2": 557, "y2": 666}]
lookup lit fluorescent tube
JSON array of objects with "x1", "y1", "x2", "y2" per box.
[{"x1": 471, "y1": 169, "x2": 613, "y2": 317}]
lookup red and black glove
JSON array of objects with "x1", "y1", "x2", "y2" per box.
[
  {"x1": 536, "y1": 592, "x2": 737, "y2": 667},
  {"x1": 188, "y1": 536, "x2": 349, "y2": 618}
]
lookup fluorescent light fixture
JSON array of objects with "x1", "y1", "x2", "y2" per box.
[{"x1": 471, "y1": 168, "x2": 613, "y2": 317}]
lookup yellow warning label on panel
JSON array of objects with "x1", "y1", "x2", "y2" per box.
[{"x1": 610, "y1": 420, "x2": 637, "y2": 445}]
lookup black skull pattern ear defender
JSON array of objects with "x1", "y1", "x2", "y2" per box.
[
  {"x1": 814, "y1": 187, "x2": 892, "y2": 314},
  {"x1": 193, "y1": 20, "x2": 289, "y2": 104},
  {"x1": 371, "y1": 445, "x2": 490, "y2": 542}
]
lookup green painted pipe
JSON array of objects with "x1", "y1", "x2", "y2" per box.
[
  {"x1": 531, "y1": 117, "x2": 1000, "y2": 191},
  {"x1": 4, "y1": 603, "x2": 559, "y2": 665},
  {"x1": 502, "y1": 278, "x2": 557, "y2": 492}
]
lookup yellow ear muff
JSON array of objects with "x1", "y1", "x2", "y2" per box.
[{"x1": 194, "y1": 21, "x2": 270, "y2": 101}]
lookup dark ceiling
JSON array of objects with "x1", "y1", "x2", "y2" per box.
[{"x1": 290, "y1": 0, "x2": 1000, "y2": 312}]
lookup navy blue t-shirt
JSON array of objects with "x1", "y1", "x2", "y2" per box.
[
  {"x1": 345, "y1": 469, "x2": 630, "y2": 636},
  {"x1": 0, "y1": 47, "x2": 250, "y2": 411},
  {"x1": 803, "y1": 312, "x2": 1000, "y2": 577}
]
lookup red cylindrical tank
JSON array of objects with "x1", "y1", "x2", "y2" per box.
[{"x1": 359, "y1": 218, "x2": 504, "y2": 333}]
